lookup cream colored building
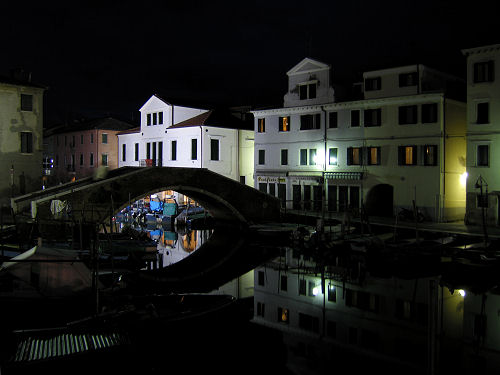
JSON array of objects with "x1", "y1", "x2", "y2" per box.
[{"x1": 0, "y1": 74, "x2": 45, "y2": 205}]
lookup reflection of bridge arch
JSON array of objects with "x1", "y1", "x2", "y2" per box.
[{"x1": 13, "y1": 167, "x2": 281, "y2": 226}]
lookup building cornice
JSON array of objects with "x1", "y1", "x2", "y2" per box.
[{"x1": 462, "y1": 44, "x2": 500, "y2": 56}]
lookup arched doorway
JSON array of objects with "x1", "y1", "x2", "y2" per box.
[{"x1": 365, "y1": 184, "x2": 394, "y2": 217}]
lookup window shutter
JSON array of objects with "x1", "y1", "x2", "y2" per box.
[{"x1": 398, "y1": 146, "x2": 403, "y2": 165}]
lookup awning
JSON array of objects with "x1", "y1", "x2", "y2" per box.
[{"x1": 324, "y1": 172, "x2": 364, "y2": 180}]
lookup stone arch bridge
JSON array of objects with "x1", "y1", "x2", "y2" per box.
[{"x1": 11, "y1": 167, "x2": 281, "y2": 226}]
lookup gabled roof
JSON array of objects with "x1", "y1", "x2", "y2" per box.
[
  {"x1": 286, "y1": 57, "x2": 331, "y2": 76},
  {"x1": 46, "y1": 117, "x2": 135, "y2": 136},
  {"x1": 168, "y1": 108, "x2": 253, "y2": 130},
  {"x1": 0, "y1": 74, "x2": 47, "y2": 90}
]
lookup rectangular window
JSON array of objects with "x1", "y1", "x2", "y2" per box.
[
  {"x1": 256, "y1": 302, "x2": 265, "y2": 317},
  {"x1": 257, "y1": 118, "x2": 265, "y2": 133},
  {"x1": 210, "y1": 139, "x2": 219, "y2": 161},
  {"x1": 476, "y1": 102, "x2": 489, "y2": 124},
  {"x1": 351, "y1": 110, "x2": 360, "y2": 127},
  {"x1": 423, "y1": 145, "x2": 437, "y2": 166},
  {"x1": 90, "y1": 153, "x2": 94, "y2": 166},
  {"x1": 258, "y1": 270, "x2": 265, "y2": 286},
  {"x1": 147, "y1": 113, "x2": 152, "y2": 126},
  {"x1": 80, "y1": 153, "x2": 84, "y2": 166},
  {"x1": 171, "y1": 140, "x2": 177, "y2": 161},
  {"x1": 477, "y1": 145, "x2": 489, "y2": 166},
  {"x1": 153, "y1": 112, "x2": 157, "y2": 125},
  {"x1": 365, "y1": 77, "x2": 381, "y2": 91},
  {"x1": 300, "y1": 114, "x2": 321, "y2": 130},
  {"x1": 20, "y1": 132, "x2": 33, "y2": 153},
  {"x1": 399, "y1": 105, "x2": 418, "y2": 124},
  {"x1": 158, "y1": 141, "x2": 163, "y2": 166},
  {"x1": 20, "y1": 94, "x2": 33, "y2": 111},
  {"x1": 71, "y1": 135, "x2": 75, "y2": 147},
  {"x1": 422, "y1": 103, "x2": 438, "y2": 123},
  {"x1": 281, "y1": 149, "x2": 288, "y2": 165},
  {"x1": 347, "y1": 147, "x2": 362, "y2": 165},
  {"x1": 329, "y1": 148, "x2": 338, "y2": 165},
  {"x1": 80, "y1": 134, "x2": 84, "y2": 144},
  {"x1": 280, "y1": 275, "x2": 288, "y2": 292},
  {"x1": 134, "y1": 143, "x2": 139, "y2": 161},
  {"x1": 191, "y1": 138, "x2": 198, "y2": 160},
  {"x1": 299, "y1": 279, "x2": 306, "y2": 296},
  {"x1": 258, "y1": 149, "x2": 265, "y2": 165},
  {"x1": 329, "y1": 112, "x2": 338, "y2": 128},
  {"x1": 122, "y1": 144, "x2": 126, "y2": 162},
  {"x1": 474, "y1": 61, "x2": 494, "y2": 83},
  {"x1": 279, "y1": 116, "x2": 290, "y2": 132},
  {"x1": 398, "y1": 145, "x2": 418, "y2": 165},
  {"x1": 299, "y1": 82, "x2": 317, "y2": 100},
  {"x1": 277, "y1": 307, "x2": 289, "y2": 324},
  {"x1": 146, "y1": 142, "x2": 151, "y2": 160},
  {"x1": 364, "y1": 108, "x2": 381, "y2": 127},
  {"x1": 399, "y1": 72, "x2": 418, "y2": 87},
  {"x1": 102, "y1": 133, "x2": 108, "y2": 144},
  {"x1": 328, "y1": 284, "x2": 337, "y2": 302},
  {"x1": 102, "y1": 153, "x2": 108, "y2": 166},
  {"x1": 367, "y1": 146, "x2": 381, "y2": 165},
  {"x1": 269, "y1": 183, "x2": 275, "y2": 196},
  {"x1": 300, "y1": 149, "x2": 308, "y2": 166},
  {"x1": 158, "y1": 112, "x2": 163, "y2": 125},
  {"x1": 309, "y1": 149, "x2": 317, "y2": 165},
  {"x1": 90, "y1": 133, "x2": 94, "y2": 144}
]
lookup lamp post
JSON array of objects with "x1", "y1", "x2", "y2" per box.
[{"x1": 474, "y1": 175, "x2": 488, "y2": 248}]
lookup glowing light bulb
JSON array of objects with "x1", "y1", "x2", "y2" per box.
[
  {"x1": 459, "y1": 289, "x2": 466, "y2": 297},
  {"x1": 460, "y1": 172, "x2": 468, "y2": 186}
]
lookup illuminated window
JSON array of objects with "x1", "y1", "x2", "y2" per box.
[
  {"x1": 257, "y1": 118, "x2": 265, "y2": 132},
  {"x1": 399, "y1": 72, "x2": 418, "y2": 87},
  {"x1": 20, "y1": 94, "x2": 33, "y2": 111},
  {"x1": 399, "y1": 105, "x2": 418, "y2": 124},
  {"x1": 329, "y1": 148, "x2": 338, "y2": 165},
  {"x1": 364, "y1": 108, "x2": 381, "y2": 127},
  {"x1": 309, "y1": 149, "x2": 317, "y2": 166},
  {"x1": 347, "y1": 147, "x2": 362, "y2": 165},
  {"x1": 300, "y1": 114, "x2": 321, "y2": 130},
  {"x1": 474, "y1": 61, "x2": 494, "y2": 83},
  {"x1": 367, "y1": 146, "x2": 381, "y2": 165},
  {"x1": 422, "y1": 103, "x2": 438, "y2": 123},
  {"x1": 398, "y1": 145, "x2": 417, "y2": 165},
  {"x1": 329, "y1": 112, "x2": 338, "y2": 128},
  {"x1": 278, "y1": 307, "x2": 289, "y2": 324},
  {"x1": 477, "y1": 144, "x2": 489, "y2": 167},
  {"x1": 423, "y1": 145, "x2": 437, "y2": 166},
  {"x1": 365, "y1": 77, "x2": 381, "y2": 91},
  {"x1": 279, "y1": 116, "x2": 290, "y2": 132},
  {"x1": 299, "y1": 82, "x2": 317, "y2": 100},
  {"x1": 476, "y1": 102, "x2": 489, "y2": 124},
  {"x1": 351, "y1": 110, "x2": 360, "y2": 127}
]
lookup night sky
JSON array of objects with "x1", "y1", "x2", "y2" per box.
[{"x1": 1, "y1": 0, "x2": 499, "y2": 126}]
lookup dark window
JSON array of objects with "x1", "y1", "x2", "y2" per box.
[
  {"x1": 422, "y1": 103, "x2": 438, "y2": 123},
  {"x1": 80, "y1": 153, "x2": 84, "y2": 166},
  {"x1": 101, "y1": 154, "x2": 108, "y2": 166},
  {"x1": 134, "y1": 143, "x2": 139, "y2": 161},
  {"x1": 299, "y1": 313, "x2": 319, "y2": 333},
  {"x1": 365, "y1": 77, "x2": 381, "y2": 91},
  {"x1": 329, "y1": 148, "x2": 338, "y2": 165},
  {"x1": 258, "y1": 183, "x2": 267, "y2": 193},
  {"x1": 300, "y1": 114, "x2": 321, "y2": 130},
  {"x1": 399, "y1": 72, "x2": 418, "y2": 87},
  {"x1": 89, "y1": 153, "x2": 94, "y2": 166},
  {"x1": 210, "y1": 139, "x2": 219, "y2": 161},
  {"x1": 299, "y1": 83, "x2": 317, "y2": 100},
  {"x1": 347, "y1": 147, "x2": 362, "y2": 165},
  {"x1": 281, "y1": 149, "x2": 288, "y2": 165},
  {"x1": 80, "y1": 134, "x2": 84, "y2": 144},
  {"x1": 240, "y1": 176, "x2": 245, "y2": 184},
  {"x1": 399, "y1": 105, "x2": 418, "y2": 124},
  {"x1": 153, "y1": 112, "x2": 157, "y2": 125},
  {"x1": 158, "y1": 112, "x2": 163, "y2": 124},
  {"x1": 171, "y1": 140, "x2": 177, "y2": 161},
  {"x1": 477, "y1": 145, "x2": 489, "y2": 166},
  {"x1": 102, "y1": 133, "x2": 108, "y2": 144},
  {"x1": 258, "y1": 118, "x2": 265, "y2": 133},
  {"x1": 122, "y1": 144, "x2": 126, "y2": 162},
  {"x1": 299, "y1": 279, "x2": 306, "y2": 295},
  {"x1": 300, "y1": 149, "x2": 308, "y2": 166},
  {"x1": 476, "y1": 102, "x2": 489, "y2": 124},
  {"x1": 147, "y1": 113, "x2": 152, "y2": 126},
  {"x1": 351, "y1": 110, "x2": 360, "y2": 127},
  {"x1": 423, "y1": 145, "x2": 437, "y2": 166},
  {"x1": 256, "y1": 302, "x2": 265, "y2": 317},
  {"x1": 258, "y1": 271, "x2": 265, "y2": 286},
  {"x1": 191, "y1": 139, "x2": 197, "y2": 160},
  {"x1": 158, "y1": 142, "x2": 163, "y2": 166},
  {"x1": 280, "y1": 275, "x2": 288, "y2": 292},
  {"x1": 329, "y1": 112, "x2": 338, "y2": 128},
  {"x1": 367, "y1": 146, "x2": 381, "y2": 165},
  {"x1": 20, "y1": 94, "x2": 33, "y2": 111},
  {"x1": 258, "y1": 149, "x2": 265, "y2": 165},
  {"x1": 328, "y1": 284, "x2": 337, "y2": 302},
  {"x1": 474, "y1": 61, "x2": 494, "y2": 83},
  {"x1": 279, "y1": 116, "x2": 290, "y2": 132},
  {"x1": 269, "y1": 183, "x2": 275, "y2": 196},
  {"x1": 20, "y1": 132, "x2": 33, "y2": 153},
  {"x1": 398, "y1": 145, "x2": 417, "y2": 165},
  {"x1": 364, "y1": 108, "x2": 381, "y2": 127}
]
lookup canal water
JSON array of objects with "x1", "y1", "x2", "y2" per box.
[{"x1": 2, "y1": 216, "x2": 500, "y2": 374}]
